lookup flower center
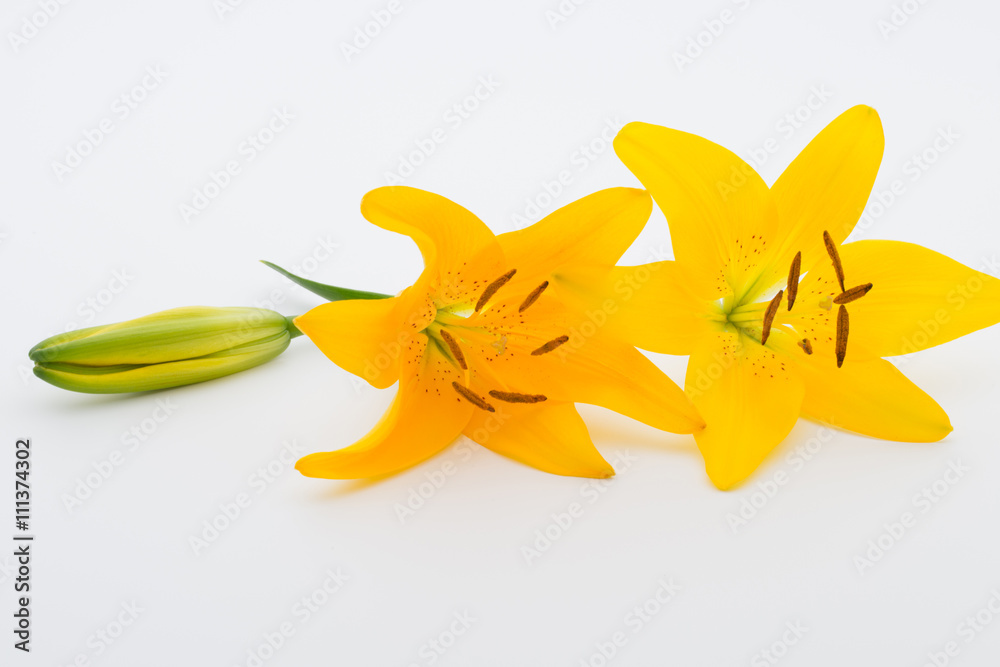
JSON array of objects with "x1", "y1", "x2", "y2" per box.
[
  {"x1": 719, "y1": 230, "x2": 874, "y2": 368},
  {"x1": 423, "y1": 268, "x2": 565, "y2": 411}
]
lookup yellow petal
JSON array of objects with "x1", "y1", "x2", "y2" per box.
[
  {"x1": 614, "y1": 121, "x2": 778, "y2": 299},
  {"x1": 294, "y1": 289, "x2": 432, "y2": 389},
  {"x1": 834, "y1": 240, "x2": 1000, "y2": 357},
  {"x1": 586, "y1": 261, "x2": 723, "y2": 356},
  {"x1": 748, "y1": 105, "x2": 884, "y2": 303},
  {"x1": 786, "y1": 339, "x2": 952, "y2": 442},
  {"x1": 463, "y1": 401, "x2": 613, "y2": 478},
  {"x1": 497, "y1": 187, "x2": 652, "y2": 278},
  {"x1": 295, "y1": 335, "x2": 473, "y2": 479},
  {"x1": 360, "y1": 186, "x2": 505, "y2": 306},
  {"x1": 685, "y1": 332, "x2": 804, "y2": 490}
]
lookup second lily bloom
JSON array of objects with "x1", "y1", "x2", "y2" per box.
[
  {"x1": 293, "y1": 186, "x2": 704, "y2": 479},
  {"x1": 608, "y1": 105, "x2": 1000, "y2": 489}
]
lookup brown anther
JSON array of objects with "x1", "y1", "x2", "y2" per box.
[
  {"x1": 439, "y1": 329, "x2": 467, "y2": 370},
  {"x1": 833, "y1": 282, "x2": 873, "y2": 305},
  {"x1": 761, "y1": 289, "x2": 783, "y2": 345},
  {"x1": 531, "y1": 335, "x2": 569, "y2": 356},
  {"x1": 786, "y1": 251, "x2": 801, "y2": 311},
  {"x1": 475, "y1": 269, "x2": 517, "y2": 312},
  {"x1": 488, "y1": 390, "x2": 547, "y2": 404},
  {"x1": 518, "y1": 281, "x2": 549, "y2": 313},
  {"x1": 836, "y1": 305, "x2": 849, "y2": 368},
  {"x1": 823, "y1": 230, "x2": 846, "y2": 292},
  {"x1": 798, "y1": 338, "x2": 813, "y2": 355},
  {"x1": 451, "y1": 382, "x2": 495, "y2": 412}
]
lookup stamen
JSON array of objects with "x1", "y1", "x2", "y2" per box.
[
  {"x1": 531, "y1": 335, "x2": 569, "y2": 356},
  {"x1": 451, "y1": 382, "x2": 495, "y2": 412},
  {"x1": 760, "y1": 289, "x2": 783, "y2": 345},
  {"x1": 439, "y1": 329, "x2": 467, "y2": 370},
  {"x1": 836, "y1": 305, "x2": 849, "y2": 368},
  {"x1": 798, "y1": 338, "x2": 813, "y2": 355},
  {"x1": 489, "y1": 390, "x2": 547, "y2": 404},
  {"x1": 823, "y1": 230, "x2": 846, "y2": 292},
  {"x1": 833, "y1": 282, "x2": 873, "y2": 305},
  {"x1": 518, "y1": 281, "x2": 549, "y2": 313},
  {"x1": 475, "y1": 269, "x2": 517, "y2": 312},
  {"x1": 786, "y1": 251, "x2": 801, "y2": 311}
]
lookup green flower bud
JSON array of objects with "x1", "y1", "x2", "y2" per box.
[{"x1": 30, "y1": 306, "x2": 299, "y2": 394}]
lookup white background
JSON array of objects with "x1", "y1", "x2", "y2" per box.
[{"x1": 3, "y1": 0, "x2": 1000, "y2": 665}]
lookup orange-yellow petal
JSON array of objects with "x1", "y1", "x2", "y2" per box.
[
  {"x1": 463, "y1": 401, "x2": 613, "y2": 478},
  {"x1": 295, "y1": 335, "x2": 473, "y2": 479},
  {"x1": 294, "y1": 288, "x2": 433, "y2": 390},
  {"x1": 497, "y1": 187, "x2": 652, "y2": 277},
  {"x1": 360, "y1": 186, "x2": 506, "y2": 306},
  {"x1": 685, "y1": 331, "x2": 804, "y2": 490},
  {"x1": 485, "y1": 330, "x2": 704, "y2": 435}
]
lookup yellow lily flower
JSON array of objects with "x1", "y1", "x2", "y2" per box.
[
  {"x1": 293, "y1": 186, "x2": 704, "y2": 479},
  {"x1": 608, "y1": 105, "x2": 1000, "y2": 489}
]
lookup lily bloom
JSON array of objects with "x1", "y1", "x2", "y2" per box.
[
  {"x1": 293, "y1": 186, "x2": 704, "y2": 479},
  {"x1": 608, "y1": 105, "x2": 1000, "y2": 489}
]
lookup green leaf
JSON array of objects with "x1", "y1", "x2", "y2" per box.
[{"x1": 260, "y1": 261, "x2": 391, "y2": 303}]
